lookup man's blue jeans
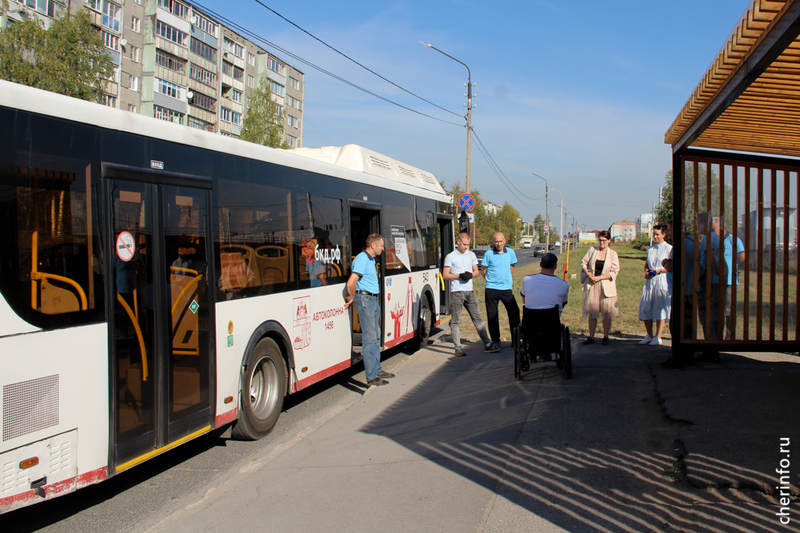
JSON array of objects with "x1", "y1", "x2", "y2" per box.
[{"x1": 354, "y1": 292, "x2": 381, "y2": 381}]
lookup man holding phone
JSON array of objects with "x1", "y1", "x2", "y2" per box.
[{"x1": 443, "y1": 232, "x2": 492, "y2": 356}]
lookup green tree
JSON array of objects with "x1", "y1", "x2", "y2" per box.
[
  {"x1": 0, "y1": 10, "x2": 113, "y2": 103},
  {"x1": 656, "y1": 170, "x2": 673, "y2": 226},
  {"x1": 658, "y1": 166, "x2": 734, "y2": 235},
  {"x1": 241, "y1": 74, "x2": 289, "y2": 148},
  {"x1": 533, "y1": 214, "x2": 544, "y2": 243}
]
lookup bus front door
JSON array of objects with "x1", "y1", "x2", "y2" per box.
[
  {"x1": 106, "y1": 172, "x2": 214, "y2": 471},
  {"x1": 348, "y1": 206, "x2": 382, "y2": 349},
  {"x1": 438, "y1": 216, "x2": 454, "y2": 317}
]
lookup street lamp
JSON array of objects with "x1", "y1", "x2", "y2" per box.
[
  {"x1": 551, "y1": 187, "x2": 564, "y2": 250},
  {"x1": 420, "y1": 41, "x2": 474, "y2": 193},
  {"x1": 530, "y1": 172, "x2": 549, "y2": 250}
]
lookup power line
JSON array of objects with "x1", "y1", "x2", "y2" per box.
[
  {"x1": 192, "y1": 1, "x2": 463, "y2": 127},
  {"x1": 252, "y1": 0, "x2": 463, "y2": 119}
]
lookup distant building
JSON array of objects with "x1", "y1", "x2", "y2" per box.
[
  {"x1": 610, "y1": 221, "x2": 637, "y2": 242},
  {"x1": 745, "y1": 208, "x2": 797, "y2": 250},
  {"x1": 1, "y1": 0, "x2": 305, "y2": 146},
  {"x1": 483, "y1": 201, "x2": 501, "y2": 216},
  {"x1": 637, "y1": 213, "x2": 653, "y2": 238}
]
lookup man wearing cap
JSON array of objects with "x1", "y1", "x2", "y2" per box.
[
  {"x1": 344, "y1": 233, "x2": 394, "y2": 387},
  {"x1": 520, "y1": 253, "x2": 570, "y2": 316},
  {"x1": 443, "y1": 232, "x2": 492, "y2": 356},
  {"x1": 481, "y1": 232, "x2": 519, "y2": 352}
]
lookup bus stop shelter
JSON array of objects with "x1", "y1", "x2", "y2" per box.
[{"x1": 665, "y1": 0, "x2": 800, "y2": 355}]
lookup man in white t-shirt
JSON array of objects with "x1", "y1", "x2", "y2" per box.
[
  {"x1": 443, "y1": 232, "x2": 492, "y2": 356},
  {"x1": 520, "y1": 253, "x2": 569, "y2": 315}
]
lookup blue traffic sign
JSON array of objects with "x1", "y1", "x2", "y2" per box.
[{"x1": 459, "y1": 193, "x2": 475, "y2": 212}]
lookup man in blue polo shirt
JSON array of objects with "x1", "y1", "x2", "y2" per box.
[
  {"x1": 344, "y1": 233, "x2": 394, "y2": 387},
  {"x1": 481, "y1": 232, "x2": 520, "y2": 353}
]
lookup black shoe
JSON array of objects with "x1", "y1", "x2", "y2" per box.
[
  {"x1": 582, "y1": 338, "x2": 594, "y2": 345},
  {"x1": 367, "y1": 378, "x2": 389, "y2": 387},
  {"x1": 377, "y1": 371, "x2": 395, "y2": 379},
  {"x1": 601, "y1": 337, "x2": 610, "y2": 346}
]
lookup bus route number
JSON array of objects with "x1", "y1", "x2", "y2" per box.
[{"x1": 325, "y1": 321, "x2": 334, "y2": 330}]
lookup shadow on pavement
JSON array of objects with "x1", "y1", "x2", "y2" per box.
[{"x1": 360, "y1": 338, "x2": 800, "y2": 532}]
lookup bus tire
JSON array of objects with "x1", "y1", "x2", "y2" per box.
[
  {"x1": 415, "y1": 295, "x2": 433, "y2": 350},
  {"x1": 232, "y1": 337, "x2": 286, "y2": 440}
]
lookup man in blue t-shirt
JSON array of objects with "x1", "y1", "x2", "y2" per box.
[
  {"x1": 698, "y1": 217, "x2": 745, "y2": 341},
  {"x1": 480, "y1": 232, "x2": 520, "y2": 352},
  {"x1": 344, "y1": 233, "x2": 394, "y2": 387}
]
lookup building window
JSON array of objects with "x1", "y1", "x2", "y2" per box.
[
  {"x1": 287, "y1": 134, "x2": 297, "y2": 147},
  {"x1": 288, "y1": 95, "x2": 302, "y2": 111},
  {"x1": 231, "y1": 89, "x2": 242, "y2": 103},
  {"x1": 188, "y1": 116, "x2": 214, "y2": 132},
  {"x1": 128, "y1": 104, "x2": 137, "y2": 113},
  {"x1": 191, "y1": 91, "x2": 216, "y2": 112},
  {"x1": 190, "y1": 37, "x2": 216, "y2": 62},
  {"x1": 247, "y1": 75, "x2": 254, "y2": 88},
  {"x1": 275, "y1": 104, "x2": 283, "y2": 115},
  {"x1": 289, "y1": 76, "x2": 300, "y2": 90},
  {"x1": 270, "y1": 80, "x2": 284, "y2": 97},
  {"x1": 20, "y1": 0, "x2": 61, "y2": 16},
  {"x1": 191, "y1": 13, "x2": 218, "y2": 37},
  {"x1": 102, "y1": 30, "x2": 119, "y2": 51},
  {"x1": 268, "y1": 57, "x2": 284, "y2": 75},
  {"x1": 156, "y1": 20, "x2": 187, "y2": 46},
  {"x1": 287, "y1": 115, "x2": 300, "y2": 129},
  {"x1": 131, "y1": 15, "x2": 140, "y2": 33},
  {"x1": 156, "y1": 49, "x2": 186, "y2": 74},
  {"x1": 248, "y1": 52, "x2": 255, "y2": 66},
  {"x1": 222, "y1": 62, "x2": 242, "y2": 80},
  {"x1": 189, "y1": 63, "x2": 216, "y2": 87},
  {"x1": 128, "y1": 45, "x2": 140, "y2": 62},
  {"x1": 223, "y1": 38, "x2": 244, "y2": 58},
  {"x1": 220, "y1": 107, "x2": 242, "y2": 125},
  {"x1": 128, "y1": 75, "x2": 138, "y2": 91},
  {"x1": 103, "y1": 94, "x2": 117, "y2": 108},
  {"x1": 157, "y1": 0, "x2": 188, "y2": 20},
  {"x1": 155, "y1": 77, "x2": 185, "y2": 100},
  {"x1": 154, "y1": 105, "x2": 184, "y2": 124}
]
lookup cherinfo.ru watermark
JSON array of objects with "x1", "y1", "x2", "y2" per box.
[{"x1": 776, "y1": 437, "x2": 791, "y2": 526}]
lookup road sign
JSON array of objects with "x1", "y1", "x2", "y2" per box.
[
  {"x1": 544, "y1": 225, "x2": 549, "y2": 233},
  {"x1": 563, "y1": 234, "x2": 568, "y2": 241},
  {"x1": 458, "y1": 193, "x2": 475, "y2": 212}
]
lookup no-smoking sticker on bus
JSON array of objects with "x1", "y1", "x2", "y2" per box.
[{"x1": 116, "y1": 231, "x2": 135, "y2": 262}]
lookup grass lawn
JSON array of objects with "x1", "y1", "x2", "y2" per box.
[{"x1": 450, "y1": 242, "x2": 652, "y2": 345}]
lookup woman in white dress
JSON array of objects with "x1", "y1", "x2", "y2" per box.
[{"x1": 638, "y1": 225, "x2": 672, "y2": 345}]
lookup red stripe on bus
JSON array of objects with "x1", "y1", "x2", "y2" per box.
[
  {"x1": 383, "y1": 330, "x2": 416, "y2": 349},
  {"x1": 0, "y1": 466, "x2": 107, "y2": 513},
  {"x1": 295, "y1": 359, "x2": 352, "y2": 390},
  {"x1": 215, "y1": 408, "x2": 238, "y2": 427}
]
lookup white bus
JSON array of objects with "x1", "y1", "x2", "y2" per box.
[{"x1": 0, "y1": 80, "x2": 454, "y2": 513}]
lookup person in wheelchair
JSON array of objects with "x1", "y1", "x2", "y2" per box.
[{"x1": 518, "y1": 253, "x2": 569, "y2": 362}]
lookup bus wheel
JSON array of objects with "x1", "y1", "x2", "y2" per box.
[
  {"x1": 232, "y1": 337, "x2": 286, "y2": 440},
  {"x1": 416, "y1": 296, "x2": 433, "y2": 349}
]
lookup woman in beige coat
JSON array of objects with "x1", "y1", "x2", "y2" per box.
[{"x1": 580, "y1": 231, "x2": 620, "y2": 345}]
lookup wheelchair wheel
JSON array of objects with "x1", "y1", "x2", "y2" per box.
[
  {"x1": 513, "y1": 326, "x2": 522, "y2": 380},
  {"x1": 562, "y1": 326, "x2": 572, "y2": 379}
]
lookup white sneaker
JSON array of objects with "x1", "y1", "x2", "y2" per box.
[
  {"x1": 639, "y1": 336, "x2": 653, "y2": 344},
  {"x1": 650, "y1": 337, "x2": 662, "y2": 346}
]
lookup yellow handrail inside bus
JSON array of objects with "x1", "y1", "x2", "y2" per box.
[
  {"x1": 436, "y1": 272, "x2": 445, "y2": 291},
  {"x1": 30, "y1": 231, "x2": 88, "y2": 311},
  {"x1": 171, "y1": 274, "x2": 203, "y2": 317},
  {"x1": 170, "y1": 266, "x2": 199, "y2": 277},
  {"x1": 117, "y1": 293, "x2": 148, "y2": 381}
]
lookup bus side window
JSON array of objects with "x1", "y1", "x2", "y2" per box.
[{"x1": 0, "y1": 164, "x2": 104, "y2": 327}]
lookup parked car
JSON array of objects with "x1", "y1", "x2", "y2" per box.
[
  {"x1": 473, "y1": 247, "x2": 488, "y2": 262},
  {"x1": 533, "y1": 244, "x2": 546, "y2": 257}
]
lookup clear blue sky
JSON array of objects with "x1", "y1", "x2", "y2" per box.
[{"x1": 199, "y1": 0, "x2": 747, "y2": 233}]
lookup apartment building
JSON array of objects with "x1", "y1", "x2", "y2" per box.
[{"x1": 2, "y1": 0, "x2": 304, "y2": 146}]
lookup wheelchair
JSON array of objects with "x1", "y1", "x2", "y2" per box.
[{"x1": 512, "y1": 305, "x2": 572, "y2": 380}]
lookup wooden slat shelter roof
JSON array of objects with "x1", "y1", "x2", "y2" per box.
[{"x1": 665, "y1": 0, "x2": 800, "y2": 156}]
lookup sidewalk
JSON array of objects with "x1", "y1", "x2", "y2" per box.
[{"x1": 145, "y1": 333, "x2": 800, "y2": 533}]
